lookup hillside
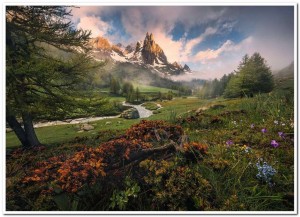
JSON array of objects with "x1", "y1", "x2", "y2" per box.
[
  {"x1": 274, "y1": 61, "x2": 294, "y2": 79},
  {"x1": 273, "y1": 62, "x2": 294, "y2": 97}
]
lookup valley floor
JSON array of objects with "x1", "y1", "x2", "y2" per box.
[{"x1": 6, "y1": 95, "x2": 295, "y2": 211}]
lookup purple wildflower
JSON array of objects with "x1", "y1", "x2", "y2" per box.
[
  {"x1": 226, "y1": 140, "x2": 234, "y2": 147},
  {"x1": 261, "y1": 128, "x2": 267, "y2": 133},
  {"x1": 278, "y1": 132, "x2": 285, "y2": 139},
  {"x1": 250, "y1": 124, "x2": 255, "y2": 128},
  {"x1": 271, "y1": 140, "x2": 279, "y2": 148}
]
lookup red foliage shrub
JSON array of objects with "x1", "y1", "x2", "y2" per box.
[
  {"x1": 22, "y1": 120, "x2": 181, "y2": 193},
  {"x1": 183, "y1": 142, "x2": 208, "y2": 155},
  {"x1": 126, "y1": 120, "x2": 184, "y2": 143}
]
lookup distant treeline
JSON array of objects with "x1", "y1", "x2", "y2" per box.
[
  {"x1": 88, "y1": 62, "x2": 192, "y2": 96},
  {"x1": 198, "y1": 53, "x2": 274, "y2": 99},
  {"x1": 109, "y1": 77, "x2": 175, "y2": 103}
]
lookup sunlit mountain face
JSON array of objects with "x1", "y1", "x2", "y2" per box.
[{"x1": 72, "y1": 6, "x2": 294, "y2": 80}]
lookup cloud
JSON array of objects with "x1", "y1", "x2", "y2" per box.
[
  {"x1": 195, "y1": 40, "x2": 234, "y2": 61},
  {"x1": 76, "y1": 15, "x2": 111, "y2": 37},
  {"x1": 71, "y1": 6, "x2": 294, "y2": 79},
  {"x1": 173, "y1": 37, "x2": 254, "y2": 80},
  {"x1": 193, "y1": 36, "x2": 252, "y2": 63},
  {"x1": 150, "y1": 30, "x2": 183, "y2": 63},
  {"x1": 180, "y1": 27, "x2": 218, "y2": 61}
]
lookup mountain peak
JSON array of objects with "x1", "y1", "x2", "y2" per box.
[
  {"x1": 172, "y1": 61, "x2": 183, "y2": 69},
  {"x1": 89, "y1": 34, "x2": 192, "y2": 76},
  {"x1": 183, "y1": 64, "x2": 191, "y2": 72},
  {"x1": 142, "y1": 32, "x2": 167, "y2": 65},
  {"x1": 149, "y1": 33, "x2": 154, "y2": 41},
  {"x1": 90, "y1": 36, "x2": 111, "y2": 51}
]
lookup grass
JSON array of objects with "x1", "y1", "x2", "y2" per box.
[
  {"x1": 133, "y1": 84, "x2": 177, "y2": 93},
  {"x1": 6, "y1": 97, "x2": 205, "y2": 149},
  {"x1": 6, "y1": 118, "x2": 140, "y2": 149},
  {"x1": 6, "y1": 89, "x2": 295, "y2": 211},
  {"x1": 141, "y1": 102, "x2": 160, "y2": 110}
]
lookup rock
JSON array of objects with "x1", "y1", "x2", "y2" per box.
[
  {"x1": 141, "y1": 32, "x2": 168, "y2": 65},
  {"x1": 183, "y1": 64, "x2": 191, "y2": 72},
  {"x1": 81, "y1": 124, "x2": 94, "y2": 131},
  {"x1": 120, "y1": 108, "x2": 140, "y2": 119}
]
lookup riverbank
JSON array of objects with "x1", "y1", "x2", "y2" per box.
[
  {"x1": 6, "y1": 98, "x2": 203, "y2": 148},
  {"x1": 7, "y1": 102, "x2": 155, "y2": 130}
]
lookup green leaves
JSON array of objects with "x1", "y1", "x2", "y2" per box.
[
  {"x1": 224, "y1": 53, "x2": 274, "y2": 98},
  {"x1": 109, "y1": 177, "x2": 140, "y2": 210}
]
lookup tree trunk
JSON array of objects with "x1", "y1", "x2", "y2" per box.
[
  {"x1": 109, "y1": 142, "x2": 177, "y2": 171},
  {"x1": 22, "y1": 112, "x2": 41, "y2": 147},
  {"x1": 6, "y1": 114, "x2": 29, "y2": 147}
]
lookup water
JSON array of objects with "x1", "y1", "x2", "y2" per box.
[
  {"x1": 33, "y1": 115, "x2": 118, "y2": 128},
  {"x1": 122, "y1": 102, "x2": 153, "y2": 118},
  {"x1": 32, "y1": 101, "x2": 154, "y2": 128}
]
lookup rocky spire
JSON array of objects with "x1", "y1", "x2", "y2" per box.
[
  {"x1": 183, "y1": 64, "x2": 191, "y2": 72},
  {"x1": 149, "y1": 33, "x2": 154, "y2": 41},
  {"x1": 134, "y1": 41, "x2": 141, "y2": 54},
  {"x1": 141, "y1": 32, "x2": 167, "y2": 65}
]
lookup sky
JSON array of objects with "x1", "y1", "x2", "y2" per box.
[{"x1": 71, "y1": 6, "x2": 294, "y2": 80}]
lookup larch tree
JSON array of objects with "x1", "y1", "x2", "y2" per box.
[
  {"x1": 224, "y1": 53, "x2": 274, "y2": 98},
  {"x1": 6, "y1": 6, "x2": 101, "y2": 148}
]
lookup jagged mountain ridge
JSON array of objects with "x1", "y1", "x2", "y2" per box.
[{"x1": 89, "y1": 33, "x2": 192, "y2": 76}]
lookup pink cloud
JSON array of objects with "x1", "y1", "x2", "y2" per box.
[
  {"x1": 194, "y1": 36, "x2": 253, "y2": 63},
  {"x1": 77, "y1": 16, "x2": 111, "y2": 38}
]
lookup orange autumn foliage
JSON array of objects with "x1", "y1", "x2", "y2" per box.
[
  {"x1": 183, "y1": 142, "x2": 208, "y2": 155},
  {"x1": 23, "y1": 120, "x2": 184, "y2": 193}
]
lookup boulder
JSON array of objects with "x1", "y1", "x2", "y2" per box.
[
  {"x1": 120, "y1": 108, "x2": 140, "y2": 119},
  {"x1": 81, "y1": 123, "x2": 94, "y2": 131}
]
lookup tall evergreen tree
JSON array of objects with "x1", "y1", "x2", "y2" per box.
[
  {"x1": 224, "y1": 53, "x2": 274, "y2": 98},
  {"x1": 6, "y1": 6, "x2": 100, "y2": 148}
]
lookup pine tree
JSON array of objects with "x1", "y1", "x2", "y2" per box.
[
  {"x1": 224, "y1": 53, "x2": 274, "y2": 98},
  {"x1": 6, "y1": 6, "x2": 101, "y2": 148}
]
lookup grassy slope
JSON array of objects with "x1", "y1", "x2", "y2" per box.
[
  {"x1": 6, "y1": 91, "x2": 294, "y2": 211},
  {"x1": 5, "y1": 97, "x2": 257, "y2": 149},
  {"x1": 4, "y1": 97, "x2": 272, "y2": 148},
  {"x1": 133, "y1": 84, "x2": 177, "y2": 93},
  {"x1": 6, "y1": 98, "x2": 203, "y2": 148}
]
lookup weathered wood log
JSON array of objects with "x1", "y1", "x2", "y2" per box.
[{"x1": 108, "y1": 141, "x2": 177, "y2": 171}]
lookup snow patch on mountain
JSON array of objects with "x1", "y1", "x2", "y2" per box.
[{"x1": 111, "y1": 50, "x2": 128, "y2": 62}]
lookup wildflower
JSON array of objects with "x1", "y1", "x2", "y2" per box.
[
  {"x1": 232, "y1": 121, "x2": 237, "y2": 125},
  {"x1": 245, "y1": 146, "x2": 251, "y2": 153},
  {"x1": 261, "y1": 128, "x2": 267, "y2": 133},
  {"x1": 281, "y1": 123, "x2": 286, "y2": 126},
  {"x1": 256, "y1": 160, "x2": 276, "y2": 186},
  {"x1": 270, "y1": 140, "x2": 279, "y2": 148},
  {"x1": 226, "y1": 140, "x2": 234, "y2": 147},
  {"x1": 274, "y1": 120, "x2": 279, "y2": 125},
  {"x1": 250, "y1": 124, "x2": 255, "y2": 128},
  {"x1": 278, "y1": 132, "x2": 285, "y2": 139}
]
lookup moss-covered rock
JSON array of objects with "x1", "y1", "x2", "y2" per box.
[{"x1": 120, "y1": 108, "x2": 140, "y2": 119}]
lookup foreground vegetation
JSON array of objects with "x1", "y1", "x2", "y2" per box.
[{"x1": 6, "y1": 90, "x2": 294, "y2": 211}]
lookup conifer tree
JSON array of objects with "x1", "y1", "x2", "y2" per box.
[{"x1": 6, "y1": 6, "x2": 100, "y2": 148}]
